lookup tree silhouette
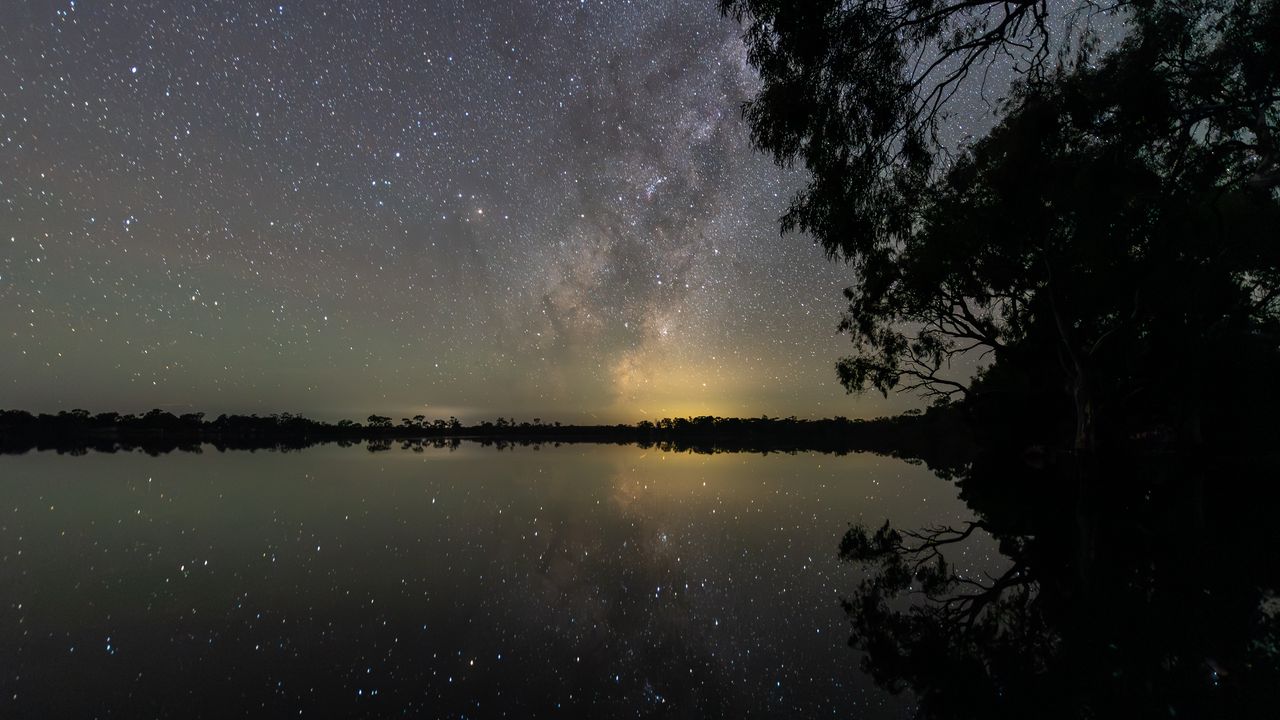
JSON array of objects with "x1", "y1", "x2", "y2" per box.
[
  {"x1": 0, "y1": 405, "x2": 977, "y2": 461},
  {"x1": 722, "y1": 0, "x2": 1280, "y2": 449}
]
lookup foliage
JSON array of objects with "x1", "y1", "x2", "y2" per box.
[{"x1": 722, "y1": 0, "x2": 1280, "y2": 448}]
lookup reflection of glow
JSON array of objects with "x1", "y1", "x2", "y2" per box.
[{"x1": 609, "y1": 448, "x2": 758, "y2": 512}]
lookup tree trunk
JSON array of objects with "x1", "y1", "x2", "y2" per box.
[
  {"x1": 1073, "y1": 371, "x2": 1095, "y2": 452},
  {"x1": 1045, "y1": 266, "x2": 1096, "y2": 453}
]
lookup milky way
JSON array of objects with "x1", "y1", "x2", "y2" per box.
[{"x1": 2, "y1": 0, "x2": 921, "y2": 422}]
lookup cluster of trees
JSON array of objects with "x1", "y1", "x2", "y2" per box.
[
  {"x1": 722, "y1": 0, "x2": 1280, "y2": 453},
  {"x1": 0, "y1": 406, "x2": 972, "y2": 465},
  {"x1": 0, "y1": 409, "x2": 556, "y2": 439},
  {"x1": 363, "y1": 414, "x2": 464, "y2": 431},
  {"x1": 1, "y1": 408, "x2": 338, "y2": 436}
]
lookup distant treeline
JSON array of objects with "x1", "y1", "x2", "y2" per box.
[{"x1": 0, "y1": 407, "x2": 972, "y2": 469}]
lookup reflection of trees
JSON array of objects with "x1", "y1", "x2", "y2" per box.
[
  {"x1": 840, "y1": 451, "x2": 1280, "y2": 717},
  {"x1": 0, "y1": 407, "x2": 974, "y2": 466}
]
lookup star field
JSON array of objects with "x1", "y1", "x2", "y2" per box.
[{"x1": 2, "y1": 0, "x2": 915, "y2": 422}]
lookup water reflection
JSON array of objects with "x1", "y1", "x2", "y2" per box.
[
  {"x1": 0, "y1": 444, "x2": 986, "y2": 718},
  {"x1": 840, "y1": 451, "x2": 1280, "y2": 717}
]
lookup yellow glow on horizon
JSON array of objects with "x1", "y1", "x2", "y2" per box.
[{"x1": 605, "y1": 350, "x2": 746, "y2": 421}]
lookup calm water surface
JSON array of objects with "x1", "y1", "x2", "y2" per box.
[{"x1": 1, "y1": 443, "x2": 995, "y2": 718}]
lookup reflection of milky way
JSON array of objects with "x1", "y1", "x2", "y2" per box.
[
  {"x1": 3, "y1": 0, "x2": 915, "y2": 421},
  {"x1": 478, "y1": 448, "x2": 1003, "y2": 715},
  {"x1": 2, "y1": 444, "x2": 1005, "y2": 716}
]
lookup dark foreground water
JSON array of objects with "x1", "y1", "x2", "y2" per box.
[{"x1": 0, "y1": 443, "x2": 995, "y2": 718}]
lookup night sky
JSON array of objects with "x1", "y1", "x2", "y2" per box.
[{"x1": 3, "y1": 0, "x2": 929, "y2": 423}]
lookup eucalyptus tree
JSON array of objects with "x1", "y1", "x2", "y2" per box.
[{"x1": 721, "y1": 0, "x2": 1280, "y2": 448}]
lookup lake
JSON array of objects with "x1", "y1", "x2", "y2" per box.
[{"x1": 0, "y1": 442, "x2": 994, "y2": 718}]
